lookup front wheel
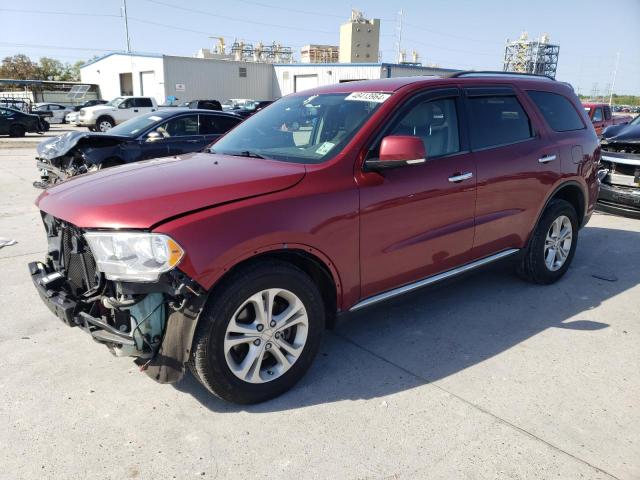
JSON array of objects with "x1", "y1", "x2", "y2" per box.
[
  {"x1": 189, "y1": 261, "x2": 325, "y2": 404},
  {"x1": 518, "y1": 199, "x2": 578, "y2": 284},
  {"x1": 96, "y1": 117, "x2": 114, "y2": 132}
]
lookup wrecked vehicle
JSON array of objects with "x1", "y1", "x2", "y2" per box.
[
  {"x1": 29, "y1": 74, "x2": 599, "y2": 404},
  {"x1": 598, "y1": 115, "x2": 640, "y2": 218},
  {"x1": 35, "y1": 109, "x2": 243, "y2": 187}
]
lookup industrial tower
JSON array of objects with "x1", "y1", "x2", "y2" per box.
[{"x1": 503, "y1": 32, "x2": 560, "y2": 78}]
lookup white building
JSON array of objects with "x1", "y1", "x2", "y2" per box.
[
  {"x1": 81, "y1": 52, "x2": 460, "y2": 103},
  {"x1": 339, "y1": 10, "x2": 380, "y2": 63}
]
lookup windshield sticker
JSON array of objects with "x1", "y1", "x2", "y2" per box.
[
  {"x1": 345, "y1": 92, "x2": 391, "y2": 103},
  {"x1": 315, "y1": 142, "x2": 335, "y2": 155},
  {"x1": 303, "y1": 95, "x2": 319, "y2": 105},
  {"x1": 148, "y1": 116, "x2": 162, "y2": 121}
]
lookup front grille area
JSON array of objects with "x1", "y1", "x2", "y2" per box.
[{"x1": 42, "y1": 214, "x2": 100, "y2": 296}]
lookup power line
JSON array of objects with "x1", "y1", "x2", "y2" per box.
[
  {"x1": 0, "y1": 7, "x2": 120, "y2": 18},
  {"x1": 141, "y1": 0, "x2": 337, "y2": 35}
]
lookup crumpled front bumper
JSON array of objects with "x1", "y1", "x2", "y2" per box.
[
  {"x1": 28, "y1": 259, "x2": 208, "y2": 384},
  {"x1": 597, "y1": 151, "x2": 640, "y2": 219}
]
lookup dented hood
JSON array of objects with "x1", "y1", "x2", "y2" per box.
[
  {"x1": 37, "y1": 131, "x2": 131, "y2": 160},
  {"x1": 36, "y1": 152, "x2": 306, "y2": 229}
]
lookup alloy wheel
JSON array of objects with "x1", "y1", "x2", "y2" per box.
[
  {"x1": 98, "y1": 121, "x2": 112, "y2": 132},
  {"x1": 544, "y1": 215, "x2": 573, "y2": 271},
  {"x1": 223, "y1": 288, "x2": 309, "y2": 384}
]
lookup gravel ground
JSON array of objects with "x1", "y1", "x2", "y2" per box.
[{"x1": 0, "y1": 144, "x2": 638, "y2": 480}]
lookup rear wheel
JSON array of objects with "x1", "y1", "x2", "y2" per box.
[
  {"x1": 189, "y1": 261, "x2": 325, "y2": 404},
  {"x1": 518, "y1": 199, "x2": 578, "y2": 284},
  {"x1": 9, "y1": 124, "x2": 25, "y2": 137}
]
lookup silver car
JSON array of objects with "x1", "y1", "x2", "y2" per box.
[{"x1": 32, "y1": 103, "x2": 73, "y2": 124}]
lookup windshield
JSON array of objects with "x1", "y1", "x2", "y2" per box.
[
  {"x1": 629, "y1": 115, "x2": 640, "y2": 126},
  {"x1": 108, "y1": 113, "x2": 165, "y2": 137},
  {"x1": 211, "y1": 92, "x2": 389, "y2": 164},
  {"x1": 106, "y1": 97, "x2": 126, "y2": 108}
]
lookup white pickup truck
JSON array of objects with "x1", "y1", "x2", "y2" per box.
[{"x1": 77, "y1": 96, "x2": 158, "y2": 132}]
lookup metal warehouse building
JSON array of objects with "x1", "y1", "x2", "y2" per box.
[{"x1": 81, "y1": 52, "x2": 460, "y2": 104}]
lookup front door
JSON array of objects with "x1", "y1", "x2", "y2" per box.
[
  {"x1": 158, "y1": 114, "x2": 203, "y2": 155},
  {"x1": 359, "y1": 88, "x2": 477, "y2": 299}
]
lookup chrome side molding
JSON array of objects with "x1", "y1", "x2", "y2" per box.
[{"x1": 349, "y1": 249, "x2": 520, "y2": 312}]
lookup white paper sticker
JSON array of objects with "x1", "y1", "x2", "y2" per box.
[
  {"x1": 345, "y1": 92, "x2": 391, "y2": 103},
  {"x1": 316, "y1": 142, "x2": 335, "y2": 155},
  {"x1": 148, "y1": 116, "x2": 162, "y2": 121}
]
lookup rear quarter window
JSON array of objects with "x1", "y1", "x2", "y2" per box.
[{"x1": 527, "y1": 91, "x2": 585, "y2": 132}]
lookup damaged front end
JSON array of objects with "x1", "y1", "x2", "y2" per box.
[
  {"x1": 34, "y1": 132, "x2": 128, "y2": 188},
  {"x1": 597, "y1": 149, "x2": 640, "y2": 219},
  {"x1": 29, "y1": 214, "x2": 207, "y2": 383}
]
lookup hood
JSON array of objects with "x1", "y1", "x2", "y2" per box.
[
  {"x1": 602, "y1": 122, "x2": 640, "y2": 143},
  {"x1": 37, "y1": 131, "x2": 131, "y2": 160},
  {"x1": 36, "y1": 152, "x2": 306, "y2": 229},
  {"x1": 82, "y1": 104, "x2": 116, "y2": 115}
]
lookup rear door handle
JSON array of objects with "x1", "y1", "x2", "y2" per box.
[
  {"x1": 448, "y1": 172, "x2": 473, "y2": 183},
  {"x1": 538, "y1": 154, "x2": 557, "y2": 164}
]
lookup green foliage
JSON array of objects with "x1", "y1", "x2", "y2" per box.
[
  {"x1": 578, "y1": 93, "x2": 640, "y2": 106},
  {"x1": 0, "y1": 54, "x2": 87, "y2": 81}
]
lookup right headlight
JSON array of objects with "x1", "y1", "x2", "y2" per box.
[{"x1": 84, "y1": 232, "x2": 184, "y2": 282}]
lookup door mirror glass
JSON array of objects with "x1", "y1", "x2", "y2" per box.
[
  {"x1": 145, "y1": 131, "x2": 163, "y2": 142},
  {"x1": 366, "y1": 136, "x2": 426, "y2": 170}
]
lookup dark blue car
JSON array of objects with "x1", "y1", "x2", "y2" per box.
[{"x1": 35, "y1": 108, "x2": 242, "y2": 187}]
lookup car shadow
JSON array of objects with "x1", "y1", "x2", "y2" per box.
[{"x1": 174, "y1": 224, "x2": 638, "y2": 413}]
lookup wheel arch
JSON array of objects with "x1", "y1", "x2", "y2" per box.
[
  {"x1": 205, "y1": 246, "x2": 342, "y2": 329},
  {"x1": 526, "y1": 180, "x2": 587, "y2": 248}
]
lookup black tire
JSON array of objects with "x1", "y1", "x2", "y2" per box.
[
  {"x1": 9, "y1": 124, "x2": 25, "y2": 137},
  {"x1": 518, "y1": 199, "x2": 579, "y2": 284},
  {"x1": 96, "y1": 116, "x2": 114, "y2": 132},
  {"x1": 189, "y1": 260, "x2": 325, "y2": 404}
]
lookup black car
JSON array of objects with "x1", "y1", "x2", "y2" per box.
[
  {"x1": 185, "y1": 99, "x2": 222, "y2": 110},
  {"x1": 0, "y1": 107, "x2": 48, "y2": 137},
  {"x1": 73, "y1": 99, "x2": 108, "y2": 112},
  {"x1": 598, "y1": 116, "x2": 640, "y2": 218},
  {"x1": 35, "y1": 109, "x2": 242, "y2": 187},
  {"x1": 230, "y1": 100, "x2": 273, "y2": 118}
]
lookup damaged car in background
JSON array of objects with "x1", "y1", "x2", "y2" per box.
[
  {"x1": 598, "y1": 115, "x2": 640, "y2": 218},
  {"x1": 34, "y1": 108, "x2": 242, "y2": 187}
]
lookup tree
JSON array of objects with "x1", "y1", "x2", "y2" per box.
[
  {"x1": 38, "y1": 57, "x2": 65, "y2": 81},
  {"x1": 0, "y1": 54, "x2": 39, "y2": 79}
]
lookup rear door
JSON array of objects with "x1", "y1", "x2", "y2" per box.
[
  {"x1": 465, "y1": 86, "x2": 561, "y2": 259},
  {"x1": 0, "y1": 108, "x2": 11, "y2": 135},
  {"x1": 359, "y1": 88, "x2": 477, "y2": 298},
  {"x1": 199, "y1": 114, "x2": 242, "y2": 145}
]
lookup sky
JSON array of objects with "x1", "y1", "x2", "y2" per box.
[{"x1": 0, "y1": 0, "x2": 638, "y2": 95}]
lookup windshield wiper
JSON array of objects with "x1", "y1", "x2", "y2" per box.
[{"x1": 226, "y1": 150, "x2": 265, "y2": 159}]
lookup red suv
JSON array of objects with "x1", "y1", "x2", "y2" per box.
[{"x1": 29, "y1": 72, "x2": 600, "y2": 404}]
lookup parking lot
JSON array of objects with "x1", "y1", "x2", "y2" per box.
[{"x1": 0, "y1": 126, "x2": 638, "y2": 479}]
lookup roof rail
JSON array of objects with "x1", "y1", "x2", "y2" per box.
[{"x1": 448, "y1": 70, "x2": 555, "y2": 81}]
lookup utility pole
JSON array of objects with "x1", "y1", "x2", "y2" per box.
[
  {"x1": 608, "y1": 52, "x2": 620, "y2": 107},
  {"x1": 396, "y1": 9, "x2": 404, "y2": 64},
  {"x1": 122, "y1": 0, "x2": 131, "y2": 53}
]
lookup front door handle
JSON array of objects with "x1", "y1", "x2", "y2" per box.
[
  {"x1": 187, "y1": 139, "x2": 201, "y2": 143},
  {"x1": 448, "y1": 172, "x2": 473, "y2": 183},
  {"x1": 538, "y1": 154, "x2": 557, "y2": 164}
]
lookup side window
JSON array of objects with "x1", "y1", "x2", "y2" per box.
[
  {"x1": 200, "y1": 115, "x2": 240, "y2": 135},
  {"x1": 388, "y1": 97, "x2": 460, "y2": 158},
  {"x1": 604, "y1": 106, "x2": 612, "y2": 120},
  {"x1": 136, "y1": 98, "x2": 153, "y2": 108},
  {"x1": 119, "y1": 99, "x2": 132, "y2": 109},
  {"x1": 527, "y1": 90, "x2": 585, "y2": 132},
  {"x1": 155, "y1": 115, "x2": 199, "y2": 137},
  {"x1": 0, "y1": 108, "x2": 9, "y2": 116},
  {"x1": 592, "y1": 108, "x2": 603, "y2": 122},
  {"x1": 467, "y1": 95, "x2": 533, "y2": 150}
]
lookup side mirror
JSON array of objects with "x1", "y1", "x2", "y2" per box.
[
  {"x1": 366, "y1": 136, "x2": 426, "y2": 170},
  {"x1": 145, "y1": 131, "x2": 162, "y2": 142}
]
